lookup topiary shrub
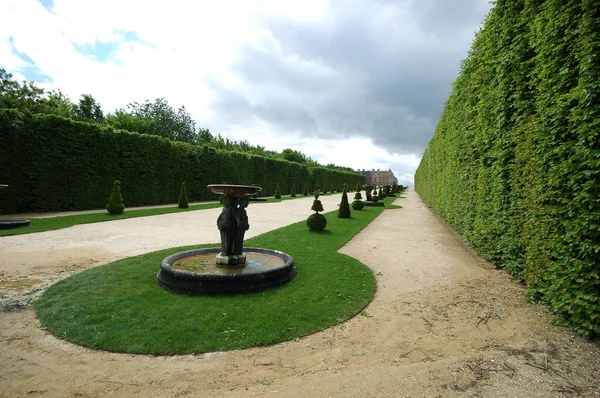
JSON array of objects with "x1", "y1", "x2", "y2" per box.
[
  {"x1": 372, "y1": 194, "x2": 379, "y2": 202},
  {"x1": 106, "y1": 180, "x2": 125, "y2": 215},
  {"x1": 274, "y1": 183, "x2": 282, "y2": 199},
  {"x1": 307, "y1": 192, "x2": 327, "y2": 231},
  {"x1": 331, "y1": 184, "x2": 335, "y2": 193},
  {"x1": 178, "y1": 182, "x2": 189, "y2": 209},
  {"x1": 353, "y1": 191, "x2": 362, "y2": 201},
  {"x1": 338, "y1": 184, "x2": 351, "y2": 218},
  {"x1": 378, "y1": 186, "x2": 386, "y2": 199},
  {"x1": 291, "y1": 183, "x2": 297, "y2": 197},
  {"x1": 303, "y1": 183, "x2": 309, "y2": 196},
  {"x1": 352, "y1": 200, "x2": 365, "y2": 210}
]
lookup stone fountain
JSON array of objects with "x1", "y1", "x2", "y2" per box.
[
  {"x1": 157, "y1": 184, "x2": 296, "y2": 295},
  {"x1": 362, "y1": 184, "x2": 384, "y2": 207},
  {"x1": 0, "y1": 184, "x2": 31, "y2": 230}
]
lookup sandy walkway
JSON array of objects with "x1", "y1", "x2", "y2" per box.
[{"x1": 1, "y1": 191, "x2": 599, "y2": 397}]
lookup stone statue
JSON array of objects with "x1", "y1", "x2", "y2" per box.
[
  {"x1": 217, "y1": 196, "x2": 237, "y2": 256},
  {"x1": 233, "y1": 196, "x2": 250, "y2": 255}
]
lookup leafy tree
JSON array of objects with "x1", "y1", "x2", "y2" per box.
[
  {"x1": 107, "y1": 98, "x2": 197, "y2": 143},
  {"x1": 75, "y1": 94, "x2": 104, "y2": 123}
]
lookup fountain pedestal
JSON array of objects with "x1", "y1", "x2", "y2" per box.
[{"x1": 157, "y1": 184, "x2": 296, "y2": 295}]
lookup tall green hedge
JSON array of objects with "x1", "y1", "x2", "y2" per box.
[
  {"x1": 0, "y1": 110, "x2": 364, "y2": 213},
  {"x1": 415, "y1": 0, "x2": 599, "y2": 337}
]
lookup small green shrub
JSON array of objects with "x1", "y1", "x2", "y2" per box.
[
  {"x1": 291, "y1": 183, "x2": 297, "y2": 197},
  {"x1": 338, "y1": 184, "x2": 351, "y2": 218},
  {"x1": 378, "y1": 186, "x2": 385, "y2": 199},
  {"x1": 274, "y1": 183, "x2": 282, "y2": 199},
  {"x1": 307, "y1": 192, "x2": 327, "y2": 231},
  {"x1": 106, "y1": 180, "x2": 125, "y2": 215},
  {"x1": 303, "y1": 183, "x2": 309, "y2": 196},
  {"x1": 178, "y1": 182, "x2": 189, "y2": 209},
  {"x1": 307, "y1": 213, "x2": 327, "y2": 231},
  {"x1": 356, "y1": 183, "x2": 362, "y2": 192},
  {"x1": 353, "y1": 191, "x2": 362, "y2": 201},
  {"x1": 352, "y1": 200, "x2": 365, "y2": 210},
  {"x1": 372, "y1": 194, "x2": 379, "y2": 202}
]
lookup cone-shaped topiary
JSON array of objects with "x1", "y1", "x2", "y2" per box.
[
  {"x1": 379, "y1": 186, "x2": 386, "y2": 199},
  {"x1": 338, "y1": 184, "x2": 351, "y2": 218},
  {"x1": 303, "y1": 183, "x2": 309, "y2": 196},
  {"x1": 178, "y1": 182, "x2": 189, "y2": 208},
  {"x1": 291, "y1": 183, "x2": 297, "y2": 197},
  {"x1": 107, "y1": 180, "x2": 125, "y2": 215},
  {"x1": 330, "y1": 184, "x2": 335, "y2": 193},
  {"x1": 356, "y1": 183, "x2": 362, "y2": 192},
  {"x1": 274, "y1": 183, "x2": 282, "y2": 199},
  {"x1": 307, "y1": 192, "x2": 327, "y2": 231}
]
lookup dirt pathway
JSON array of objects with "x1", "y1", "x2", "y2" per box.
[{"x1": 1, "y1": 190, "x2": 599, "y2": 397}]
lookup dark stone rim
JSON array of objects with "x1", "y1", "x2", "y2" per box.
[
  {"x1": 158, "y1": 247, "x2": 296, "y2": 295},
  {"x1": 0, "y1": 219, "x2": 31, "y2": 230}
]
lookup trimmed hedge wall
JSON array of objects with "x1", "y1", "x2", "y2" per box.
[
  {"x1": 415, "y1": 0, "x2": 599, "y2": 337},
  {"x1": 0, "y1": 110, "x2": 364, "y2": 213}
]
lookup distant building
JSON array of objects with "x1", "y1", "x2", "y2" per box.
[{"x1": 357, "y1": 169, "x2": 398, "y2": 186}]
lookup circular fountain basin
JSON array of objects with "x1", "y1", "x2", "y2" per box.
[{"x1": 157, "y1": 248, "x2": 296, "y2": 295}]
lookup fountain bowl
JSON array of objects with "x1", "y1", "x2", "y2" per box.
[{"x1": 157, "y1": 247, "x2": 296, "y2": 295}]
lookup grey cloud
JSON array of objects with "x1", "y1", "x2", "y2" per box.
[{"x1": 209, "y1": 0, "x2": 492, "y2": 155}]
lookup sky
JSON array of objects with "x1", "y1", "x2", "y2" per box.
[{"x1": 0, "y1": 0, "x2": 492, "y2": 186}]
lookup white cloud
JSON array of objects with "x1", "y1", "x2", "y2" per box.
[{"x1": 1, "y1": 0, "x2": 491, "y2": 187}]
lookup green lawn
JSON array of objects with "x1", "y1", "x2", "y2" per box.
[{"x1": 34, "y1": 197, "x2": 399, "y2": 355}]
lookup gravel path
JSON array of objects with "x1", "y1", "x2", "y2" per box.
[{"x1": 1, "y1": 190, "x2": 599, "y2": 397}]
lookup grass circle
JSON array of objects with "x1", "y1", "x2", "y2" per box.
[{"x1": 34, "y1": 206, "x2": 386, "y2": 355}]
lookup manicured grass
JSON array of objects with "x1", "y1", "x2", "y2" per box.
[{"x1": 34, "y1": 197, "x2": 398, "y2": 355}]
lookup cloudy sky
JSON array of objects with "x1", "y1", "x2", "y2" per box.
[{"x1": 1, "y1": 0, "x2": 492, "y2": 186}]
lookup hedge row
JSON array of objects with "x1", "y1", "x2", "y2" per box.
[
  {"x1": 415, "y1": 0, "x2": 599, "y2": 337},
  {"x1": 0, "y1": 110, "x2": 364, "y2": 213}
]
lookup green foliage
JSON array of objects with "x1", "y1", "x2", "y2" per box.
[
  {"x1": 307, "y1": 213, "x2": 327, "y2": 231},
  {"x1": 311, "y1": 192, "x2": 324, "y2": 213},
  {"x1": 415, "y1": 1, "x2": 600, "y2": 337},
  {"x1": 372, "y1": 194, "x2": 379, "y2": 203},
  {"x1": 352, "y1": 200, "x2": 365, "y2": 210},
  {"x1": 303, "y1": 183, "x2": 309, "y2": 196},
  {"x1": 378, "y1": 186, "x2": 385, "y2": 199},
  {"x1": 290, "y1": 183, "x2": 297, "y2": 197},
  {"x1": 75, "y1": 94, "x2": 104, "y2": 123},
  {"x1": 274, "y1": 183, "x2": 282, "y2": 199},
  {"x1": 106, "y1": 180, "x2": 125, "y2": 215},
  {"x1": 178, "y1": 182, "x2": 189, "y2": 209},
  {"x1": 0, "y1": 110, "x2": 364, "y2": 213},
  {"x1": 105, "y1": 98, "x2": 196, "y2": 143},
  {"x1": 338, "y1": 184, "x2": 351, "y2": 218},
  {"x1": 35, "y1": 205, "x2": 384, "y2": 354},
  {"x1": 353, "y1": 191, "x2": 362, "y2": 201}
]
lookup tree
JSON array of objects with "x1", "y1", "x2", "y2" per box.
[
  {"x1": 178, "y1": 182, "x2": 189, "y2": 209},
  {"x1": 274, "y1": 183, "x2": 282, "y2": 199},
  {"x1": 338, "y1": 184, "x2": 351, "y2": 218},
  {"x1": 107, "y1": 98, "x2": 197, "y2": 143},
  {"x1": 75, "y1": 94, "x2": 104, "y2": 123},
  {"x1": 106, "y1": 180, "x2": 125, "y2": 215}
]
